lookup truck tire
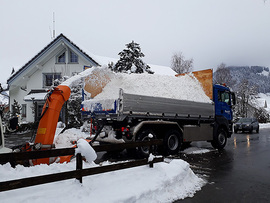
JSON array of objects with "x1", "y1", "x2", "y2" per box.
[
  {"x1": 136, "y1": 129, "x2": 156, "y2": 158},
  {"x1": 211, "y1": 128, "x2": 227, "y2": 149},
  {"x1": 163, "y1": 130, "x2": 182, "y2": 155}
]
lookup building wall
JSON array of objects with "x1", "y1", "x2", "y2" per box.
[{"x1": 10, "y1": 48, "x2": 96, "y2": 123}]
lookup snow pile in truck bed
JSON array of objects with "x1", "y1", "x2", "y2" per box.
[{"x1": 82, "y1": 69, "x2": 212, "y2": 111}]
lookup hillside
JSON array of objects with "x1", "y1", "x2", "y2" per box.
[
  {"x1": 214, "y1": 66, "x2": 270, "y2": 119},
  {"x1": 225, "y1": 66, "x2": 270, "y2": 93}
]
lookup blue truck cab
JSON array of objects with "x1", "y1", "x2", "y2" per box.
[{"x1": 213, "y1": 84, "x2": 236, "y2": 135}]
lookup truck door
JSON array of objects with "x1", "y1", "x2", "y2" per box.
[{"x1": 215, "y1": 90, "x2": 233, "y2": 121}]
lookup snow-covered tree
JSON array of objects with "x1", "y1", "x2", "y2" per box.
[
  {"x1": 66, "y1": 78, "x2": 83, "y2": 128},
  {"x1": 214, "y1": 63, "x2": 235, "y2": 88},
  {"x1": 254, "y1": 106, "x2": 269, "y2": 123},
  {"x1": 53, "y1": 76, "x2": 83, "y2": 128},
  {"x1": 110, "y1": 41, "x2": 154, "y2": 74},
  {"x1": 171, "y1": 52, "x2": 193, "y2": 74},
  {"x1": 12, "y1": 99, "x2": 22, "y2": 116},
  {"x1": 236, "y1": 79, "x2": 258, "y2": 118}
]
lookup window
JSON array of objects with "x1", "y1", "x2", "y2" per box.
[
  {"x1": 22, "y1": 104, "x2": 26, "y2": 118},
  {"x1": 57, "y1": 52, "x2": 66, "y2": 63},
  {"x1": 218, "y1": 91, "x2": 230, "y2": 105},
  {"x1": 69, "y1": 50, "x2": 78, "y2": 63},
  {"x1": 43, "y1": 73, "x2": 61, "y2": 87}
]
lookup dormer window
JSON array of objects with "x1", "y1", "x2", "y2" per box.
[
  {"x1": 57, "y1": 52, "x2": 66, "y2": 63},
  {"x1": 69, "y1": 50, "x2": 78, "y2": 63}
]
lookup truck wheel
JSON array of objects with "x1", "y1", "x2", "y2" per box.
[
  {"x1": 211, "y1": 128, "x2": 227, "y2": 149},
  {"x1": 136, "y1": 129, "x2": 156, "y2": 158},
  {"x1": 163, "y1": 130, "x2": 182, "y2": 155}
]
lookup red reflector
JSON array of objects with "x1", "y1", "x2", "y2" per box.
[{"x1": 121, "y1": 127, "x2": 129, "y2": 132}]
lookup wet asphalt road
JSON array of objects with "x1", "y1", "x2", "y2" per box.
[
  {"x1": 176, "y1": 127, "x2": 270, "y2": 203},
  {"x1": 4, "y1": 131, "x2": 33, "y2": 149}
]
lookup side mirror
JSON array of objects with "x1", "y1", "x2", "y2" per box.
[{"x1": 231, "y1": 92, "x2": 236, "y2": 105}]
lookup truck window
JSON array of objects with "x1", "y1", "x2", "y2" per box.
[{"x1": 218, "y1": 91, "x2": 230, "y2": 105}]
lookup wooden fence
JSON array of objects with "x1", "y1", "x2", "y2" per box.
[{"x1": 0, "y1": 139, "x2": 163, "y2": 192}]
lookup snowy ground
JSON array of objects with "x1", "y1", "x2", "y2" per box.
[
  {"x1": 2, "y1": 123, "x2": 269, "y2": 202},
  {"x1": 259, "y1": 123, "x2": 270, "y2": 129},
  {"x1": 0, "y1": 159, "x2": 205, "y2": 203},
  {"x1": 0, "y1": 127, "x2": 207, "y2": 203}
]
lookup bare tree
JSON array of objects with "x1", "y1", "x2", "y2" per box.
[
  {"x1": 236, "y1": 79, "x2": 258, "y2": 118},
  {"x1": 214, "y1": 63, "x2": 235, "y2": 87},
  {"x1": 171, "y1": 52, "x2": 193, "y2": 74}
]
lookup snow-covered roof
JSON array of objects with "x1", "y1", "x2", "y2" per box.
[
  {"x1": 0, "y1": 92, "x2": 9, "y2": 105},
  {"x1": 92, "y1": 55, "x2": 176, "y2": 76},
  {"x1": 148, "y1": 64, "x2": 176, "y2": 76},
  {"x1": 24, "y1": 92, "x2": 47, "y2": 101}
]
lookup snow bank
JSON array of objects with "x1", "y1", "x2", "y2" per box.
[
  {"x1": 259, "y1": 123, "x2": 270, "y2": 129},
  {"x1": 82, "y1": 69, "x2": 211, "y2": 111},
  {"x1": 256, "y1": 93, "x2": 270, "y2": 113},
  {"x1": 0, "y1": 159, "x2": 205, "y2": 203}
]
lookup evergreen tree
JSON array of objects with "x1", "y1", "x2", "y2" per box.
[
  {"x1": 110, "y1": 41, "x2": 154, "y2": 74},
  {"x1": 66, "y1": 78, "x2": 83, "y2": 128},
  {"x1": 12, "y1": 99, "x2": 22, "y2": 116}
]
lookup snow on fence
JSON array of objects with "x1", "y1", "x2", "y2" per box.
[{"x1": 0, "y1": 140, "x2": 163, "y2": 192}]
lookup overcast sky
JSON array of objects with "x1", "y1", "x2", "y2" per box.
[{"x1": 1, "y1": 0, "x2": 270, "y2": 84}]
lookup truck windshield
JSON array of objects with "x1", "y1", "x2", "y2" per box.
[{"x1": 218, "y1": 91, "x2": 230, "y2": 105}]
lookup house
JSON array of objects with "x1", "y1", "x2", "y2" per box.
[
  {"x1": 7, "y1": 33, "x2": 176, "y2": 123},
  {"x1": 7, "y1": 34, "x2": 100, "y2": 123}
]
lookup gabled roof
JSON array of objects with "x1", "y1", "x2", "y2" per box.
[{"x1": 7, "y1": 33, "x2": 100, "y2": 84}]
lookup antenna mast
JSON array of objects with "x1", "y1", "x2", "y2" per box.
[{"x1": 53, "y1": 12, "x2": 56, "y2": 39}]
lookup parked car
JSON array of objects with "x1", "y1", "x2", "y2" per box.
[{"x1": 234, "y1": 118, "x2": 259, "y2": 133}]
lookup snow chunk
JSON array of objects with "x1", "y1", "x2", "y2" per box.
[
  {"x1": 183, "y1": 147, "x2": 211, "y2": 154},
  {"x1": 75, "y1": 139, "x2": 97, "y2": 162},
  {"x1": 61, "y1": 67, "x2": 99, "y2": 88}
]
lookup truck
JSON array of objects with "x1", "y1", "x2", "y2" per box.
[
  {"x1": 83, "y1": 69, "x2": 236, "y2": 157},
  {"x1": 0, "y1": 68, "x2": 235, "y2": 164}
]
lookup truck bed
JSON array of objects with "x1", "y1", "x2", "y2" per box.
[{"x1": 87, "y1": 89, "x2": 214, "y2": 120}]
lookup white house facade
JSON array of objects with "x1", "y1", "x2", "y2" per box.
[{"x1": 7, "y1": 34, "x2": 100, "y2": 123}]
